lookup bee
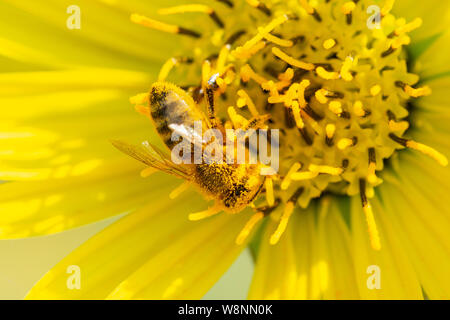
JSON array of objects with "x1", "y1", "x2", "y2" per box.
[{"x1": 112, "y1": 81, "x2": 266, "y2": 214}]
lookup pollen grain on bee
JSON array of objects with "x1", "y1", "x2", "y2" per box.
[{"x1": 170, "y1": 121, "x2": 279, "y2": 175}]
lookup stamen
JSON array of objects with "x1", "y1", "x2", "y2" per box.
[
  {"x1": 246, "y1": 0, "x2": 272, "y2": 16},
  {"x1": 315, "y1": 88, "x2": 329, "y2": 104},
  {"x1": 381, "y1": 0, "x2": 395, "y2": 17},
  {"x1": 325, "y1": 123, "x2": 336, "y2": 146},
  {"x1": 265, "y1": 177, "x2": 275, "y2": 206},
  {"x1": 130, "y1": 14, "x2": 201, "y2": 38},
  {"x1": 389, "y1": 119, "x2": 409, "y2": 132},
  {"x1": 169, "y1": 181, "x2": 190, "y2": 199},
  {"x1": 297, "y1": 80, "x2": 310, "y2": 108},
  {"x1": 340, "y1": 57, "x2": 354, "y2": 81},
  {"x1": 309, "y1": 164, "x2": 343, "y2": 176},
  {"x1": 291, "y1": 101, "x2": 305, "y2": 129},
  {"x1": 337, "y1": 138, "x2": 354, "y2": 150},
  {"x1": 290, "y1": 171, "x2": 318, "y2": 181},
  {"x1": 157, "y1": 4, "x2": 225, "y2": 28},
  {"x1": 140, "y1": 167, "x2": 157, "y2": 178},
  {"x1": 316, "y1": 66, "x2": 339, "y2": 80},
  {"x1": 233, "y1": 14, "x2": 289, "y2": 58},
  {"x1": 272, "y1": 47, "x2": 315, "y2": 71},
  {"x1": 228, "y1": 106, "x2": 247, "y2": 128},
  {"x1": 237, "y1": 89, "x2": 259, "y2": 116},
  {"x1": 394, "y1": 18, "x2": 422, "y2": 36},
  {"x1": 299, "y1": 0, "x2": 321, "y2": 22},
  {"x1": 323, "y1": 38, "x2": 336, "y2": 50},
  {"x1": 404, "y1": 84, "x2": 432, "y2": 98},
  {"x1": 352, "y1": 101, "x2": 365, "y2": 117},
  {"x1": 236, "y1": 211, "x2": 264, "y2": 245},
  {"x1": 261, "y1": 31, "x2": 293, "y2": 47},
  {"x1": 240, "y1": 64, "x2": 268, "y2": 85},
  {"x1": 189, "y1": 205, "x2": 222, "y2": 221},
  {"x1": 329, "y1": 101, "x2": 343, "y2": 115},
  {"x1": 389, "y1": 134, "x2": 448, "y2": 166},
  {"x1": 270, "y1": 188, "x2": 303, "y2": 245},
  {"x1": 367, "y1": 148, "x2": 378, "y2": 184},
  {"x1": 370, "y1": 85, "x2": 382, "y2": 96},
  {"x1": 360, "y1": 179, "x2": 381, "y2": 251},
  {"x1": 158, "y1": 57, "x2": 178, "y2": 81},
  {"x1": 217, "y1": 46, "x2": 231, "y2": 74},
  {"x1": 406, "y1": 141, "x2": 449, "y2": 167},
  {"x1": 281, "y1": 162, "x2": 301, "y2": 190},
  {"x1": 341, "y1": 2, "x2": 356, "y2": 25},
  {"x1": 391, "y1": 35, "x2": 411, "y2": 49}
]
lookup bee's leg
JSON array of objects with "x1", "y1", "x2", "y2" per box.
[
  {"x1": 235, "y1": 199, "x2": 281, "y2": 245},
  {"x1": 158, "y1": 56, "x2": 193, "y2": 82},
  {"x1": 242, "y1": 114, "x2": 272, "y2": 131},
  {"x1": 205, "y1": 73, "x2": 221, "y2": 128}
]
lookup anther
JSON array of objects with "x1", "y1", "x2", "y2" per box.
[
  {"x1": 281, "y1": 162, "x2": 301, "y2": 190},
  {"x1": 270, "y1": 188, "x2": 304, "y2": 245},
  {"x1": 169, "y1": 181, "x2": 190, "y2": 199},
  {"x1": 340, "y1": 57, "x2": 354, "y2": 81},
  {"x1": 359, "y1": 179, "x2": 381, "y2": 251},
  {"x1": 189, "y1": 205, "x2": 222, "y2": 221},
  {"x1": 323, "y1": 38, "x2": 336, "y2": 50},
  {"x1": 325, "y1": 124, "x2": 335, "y2": 146},
  {"x1": 272, "y1": 47, "x2": 315, "y2": 70},
  {"x1": 370, "y1": 85, "x2": 382, "y2": 96},
  {"x1": 246, "y1": 0, "x2": 272, "y2": 16},
  {"x1": 265, "y1": 177, "x2": 275, "y2": 206},
  {"x1": 337, "y1": 138, "x2": 354, "y2": 150},
  {"x1": 341, "y1": 2, "x2": 356, "y2": 25},
  {"x1": 130, "y1": 14, "x2": 201, "y2": 38},
  {"x1": 157, "y1": 5, "x2": 225, "y2": 28},
  {"x1": 235, "y1": 211, "x2": 264, "y2": 245},
  {"x1": 367, "y1": 148, "x2": 378, "y2": 184},
  {"x1": 309, "y1": 164, "x2": 343, "y2": 176},
  {"x1": 389, "y1": 134, "x2": 448, "y2": 166},
  {"x1": 316, "y1": 66, "x2": 339, "y2": 80},
  {"x1": 381, "y1": 0, "x2": 395, "y2": 17},
  {"x1": 329, "y1": 101, "x2": 343, "y2": 115},
  {"x1": 300, "y1": 0, "x2": 322, "y2": 22}
]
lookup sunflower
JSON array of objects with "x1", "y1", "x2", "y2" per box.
[{"x1": 2, "y1": 0, "x2": 450, "y2": 300}]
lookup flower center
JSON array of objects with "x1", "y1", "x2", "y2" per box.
[{"x1": 129, "y1": 0, "x2": 447, "y2": 249}]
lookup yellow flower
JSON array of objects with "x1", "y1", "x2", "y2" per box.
[{"x1": 1, "y1": 0, "x2": 450, "y2": 299}]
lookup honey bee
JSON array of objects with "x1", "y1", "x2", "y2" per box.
[{"x1": 112, "y1": 81, "x2": 266, "y2": 214}]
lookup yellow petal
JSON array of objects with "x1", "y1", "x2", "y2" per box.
[
  {"x1": 0, "y1": 90, "x2": 152, "y2": 180},
  {"x1": 248, "y1": 199, "x2": 359, "y2": 299},
  {"x1": 381, "y1": 151, "x2": 450, "y2": 299},
  {"x1": 0, "y1": 161, "x2": 174, "y2": 238},
  {"x1": 393, "y1": 0, "x2": 450, "y2": 42},
  {"x1": 0, "y1": 0, "x2": 176, "y2": 69},
  {"x1": 350, "y1": 194, "x2": 424, "y2": 299},
  {"x1": 26, "y1": 191, "x2": 249, "y2": 299}
]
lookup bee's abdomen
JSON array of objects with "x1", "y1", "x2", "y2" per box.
[{"x1": 149, "y1": 82, "x2": 205, "y2": 149}]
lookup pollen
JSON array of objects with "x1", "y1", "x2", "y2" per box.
[{"x1": 132, "y1": 0, "x2": 448, "y2": 249}]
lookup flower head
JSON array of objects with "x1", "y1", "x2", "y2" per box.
[{"x1": 2, "y1": 0, "x2": 450, "y2": 300}]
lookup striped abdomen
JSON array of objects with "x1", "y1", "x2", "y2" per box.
[{"x1": 149, "y1": 82, "x2": 207, "y2": 149}]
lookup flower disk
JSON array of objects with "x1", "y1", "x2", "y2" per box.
[{"x1": 130, "y1": 0, "x2": 447, "y2": 248}]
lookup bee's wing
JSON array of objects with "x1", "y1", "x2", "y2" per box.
[
  {"x1": 168, "y1": 123, "x2": 205, "y2": 148},
  {"x1": 111, "y1": 140, "x2": 190, "y2": 180}
]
